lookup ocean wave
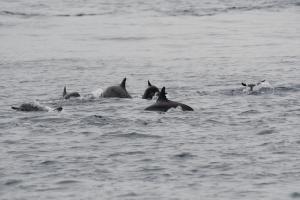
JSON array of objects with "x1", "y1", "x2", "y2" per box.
[
  {"x1": 108, "y1": 151, "x2": 146, "y2": 157},
  {"x1": 155, "y1": 2, "x2": 295, "y2": 17},
  {"x1": 239, "y1": 109, "x2": 261, "y2": 115},
  {"x1": 40, "y1": 160, "x2": 58, "y2": 165},
  {"x1": 1, "y1": 1, "x2": 297, "y2": 19},
  {"x1": 82, "y1": 115, "x2": 110, "y2": 127},
  {"x1": 56, "y1": 180, "x2": 81, "y2": 185},
  {"x1": 4, "y1": 179, "x2": 22, "y2": 186},
  {"x1": 0, "y1": 10, "x2": 42, "y2": 17},
  {"x1": 54, "y1": 12, "x2": 114, "y2": 17},
  {"x1": 0, "y1": 10, "x2": 111, "y2": 18},
  {"x1": 172, "y1": 152, "x2": 196, "y2": 159},
  {"x1": 256, "y1": 129, "x2": 275, "y2": 135},
  {"x1": 56, "y1": 13, "x2": 97, "y2": 17},
  {"x1": 117, "y1": 132, "x2": 162, "y2": 139},
  {"x1": 95, "y1": 36, "x2": 151, "y2": 41},
  {"x1": 105, "y1": 131, "x2": 162, "y2": 139},
  {"x1": 274, "y1": 85, "x2": 300, "y2": 93}
]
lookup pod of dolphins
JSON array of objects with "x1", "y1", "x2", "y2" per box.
[{"x1": 11, "y1": 78, "x2": 265, "y2": 113}]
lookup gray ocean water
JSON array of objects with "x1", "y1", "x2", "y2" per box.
[{"x1": 1, "y1": 0, "x2": 300, "y2": 199}]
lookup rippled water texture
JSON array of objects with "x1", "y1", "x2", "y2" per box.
[{"x1": 0, "y1": 0, "x2": 300, "y2": 199}]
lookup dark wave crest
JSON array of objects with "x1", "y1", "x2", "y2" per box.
[
  {"x1": 1, "y1": 1, "x2": 298, "y2": 19},
  {"x1": 55, "y1": 13, "x2": 105, "y2": 17},
  {"x1": 0, "y1": 10, "x2": 111, "y2": 18},
  {"x1": 154, "y1": 1, "x2": 298, "y2": 17},
  {"x1": 0, "y1": 10, "x2": 42, "y2": 17}
]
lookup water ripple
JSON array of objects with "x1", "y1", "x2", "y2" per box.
[{"x1": 104, "y1": 131, "x2": 162, "y2": 139}]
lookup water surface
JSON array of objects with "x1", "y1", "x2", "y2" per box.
[{"x1": 0, "y1": 0, "x2": 300, "y2": 199}]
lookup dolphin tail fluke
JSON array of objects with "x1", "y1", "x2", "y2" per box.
[
  {"x1": 241, "y1": 83, "x2": 247, "y2": 86},
  {"x1": 120, "y1": 78, "x2": 126, "y2": 88}
]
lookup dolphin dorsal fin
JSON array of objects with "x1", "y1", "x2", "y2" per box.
[
  {"x1": 120, "y1": 78, "x2": 126, "y2": 88},
  {"x1": 158, "y1": 87, "x2": 168, "y2": 102},
  {"x1": 63, "y1": 86, "x2": 67, "y2": 97},
  {"x1": 148, "y1": 80, "x2": 152, "y2": 87},
  {"x1": 241, "y1": 83, "x2": 247, "y2": 87}
]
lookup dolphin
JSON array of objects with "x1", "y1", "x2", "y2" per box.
[
  {"x1": 63, "y1": 86, "x2": 80, "y2": 99},
  {"x1": 241, "y1": 80, "x2": 265, "y2": 91},
  {"x1": 102, "y1": 78, "x2": 132, "y2": 98},
  {"x1": 11, "y1": 103, "x2": 62, "y2": 112},
  {"x1": 145, "y1": 87, "x2": 193, "y2": 112},
  {"x1": 142, "y1": 80, "x2": 160, "y2": 100}
]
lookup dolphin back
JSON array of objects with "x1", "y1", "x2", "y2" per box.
[
  {"x1": 145, "y1": 102, "x2": 171, "y2": 112},
  {"x1": 64, "y1": 92, "x2": 80, "y2": 99},
  {"x1": 102, "y1": 86, "x2": 131, "y2": 98},
  {"x1": 142, "y1": 86, "x2": 159, "y2": 100},
  {"x1": 63, "y1": 86, "x2": 80, "y2": 99},
  {"x1": 145, "y1": 100, "x2": 193, "y2": 112}
]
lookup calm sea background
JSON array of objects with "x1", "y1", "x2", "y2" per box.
[{"x1": 0, "y1": 0, "x2": 300, "y2": 199}]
